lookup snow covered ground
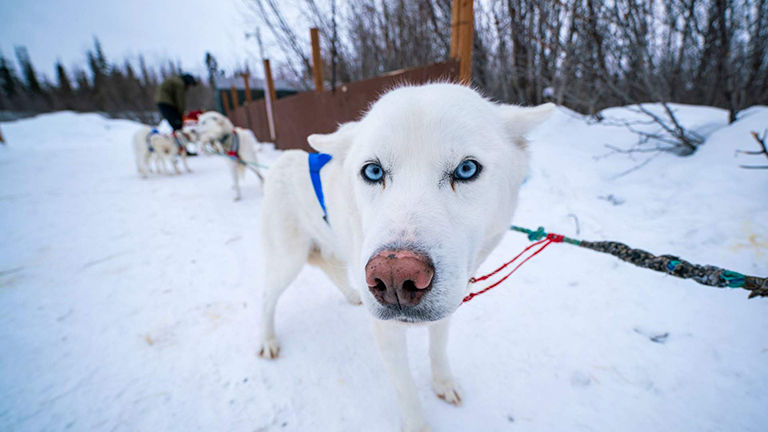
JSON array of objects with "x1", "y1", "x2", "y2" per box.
[{"x1": 0, "y1": 106, "x2": 766, "y2": 432}]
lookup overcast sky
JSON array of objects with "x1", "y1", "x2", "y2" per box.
[{"x1": 0, "y1": 0, "x2": 285, "y2": 79}]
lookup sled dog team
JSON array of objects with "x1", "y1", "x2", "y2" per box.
[
  {"x1": 132, "y1": 111, "x2": 262, "y2": 201},
  {"x1": 133, "y1": 83, "x2": 553, "y2": 431}
]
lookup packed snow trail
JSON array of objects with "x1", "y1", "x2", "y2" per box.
[{"x1": 0, "y1": 108, "x2": 766, "y2": 431}]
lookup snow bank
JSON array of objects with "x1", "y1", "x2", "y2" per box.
[{"x1": 0, "y1": 106, "x2": 766, "y2": 431}]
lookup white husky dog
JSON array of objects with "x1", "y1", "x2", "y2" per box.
[
  {"x1": 196, "y1": 111, "x2": 263, "y2": 201},
  {"x1": 132, "y1": 126, "x2": 191, "y2": 177},
  {"x1": 259, "y1": 83, "x2": 553, "y2": 431}
]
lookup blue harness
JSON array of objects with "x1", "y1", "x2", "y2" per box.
[
  {"x1": 308, "y1": 153, "x2": 332, "y2": 223},
  {"x1": 146, "y1": 128, "x2": 160, "y2": 152}
]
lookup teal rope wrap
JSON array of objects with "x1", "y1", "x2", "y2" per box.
[
  {"x1": 720, "y1": 270, "x2": 746, "y2": 288},
  {"x1": 508, "y1": 224, "x2": 766, "y2": 298},
  {"x1": 510, "y1": 225, "x2": 581, "y2": 245}
]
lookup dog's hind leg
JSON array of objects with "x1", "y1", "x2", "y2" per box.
[
  {"x1": 311, "y1": 254, "x2": 362, "y2": 305},
  {"x1": 258, "y1": 234, "x2": 310, "y2": 359},
  {"x1": 429, "y1": 317, "x2": 462, "y2": 405}
]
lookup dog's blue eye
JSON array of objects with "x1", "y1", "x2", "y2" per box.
[
  {"x1": 362, "y1": 163, "x2": 384, "y2": 183},
  {"x1": 453, "y1": 160, "x2": 481, "y2": 181}
]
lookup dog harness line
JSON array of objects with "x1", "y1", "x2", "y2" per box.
[{"x1": 308, "y1": 152, "x2": 332, "y2": 223}]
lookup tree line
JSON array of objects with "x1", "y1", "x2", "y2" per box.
[
  {"x1": 251, "y1": 0, "x2": 768, "y2": 154},
  {"x1": 0, "y1": 38, "x2": 218, "y2": 123}
]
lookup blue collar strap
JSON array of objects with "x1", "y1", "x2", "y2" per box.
[{"x1": 308, "y1": 152, "x2": 333, "y2": 223}]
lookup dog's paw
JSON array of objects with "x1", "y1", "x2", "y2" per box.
[
  {"x1": 258, "y1": 338, "x2": 280, "y2": 359},
  {"x1": 433, "y1": 379, "x2": 462, "y2": 406}
]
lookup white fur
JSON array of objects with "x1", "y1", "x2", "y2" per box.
[
  {"x1": 258, "y1": 83, "x2": 553, "y2": 430},
  {"x1": 132, "y1": 126, "x2": 191, "y2": 177},
  {"x1": 196, "y1": 111, "x2": 263, "y2": 201}
]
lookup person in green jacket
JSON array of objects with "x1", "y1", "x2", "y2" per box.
[{"x1": 155, "y1": 73, "x2": 198, "y2": 131}]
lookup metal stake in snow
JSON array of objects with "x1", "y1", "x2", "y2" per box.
[{"x1": 464, "y1": 225, "x2": 768, "y2": 302}]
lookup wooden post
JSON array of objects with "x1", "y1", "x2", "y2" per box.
[
  {"x1": 241, "y1": 70, "x2": 253, "y2": 104},
  {"x1": 450, "y1": 0, "x2": 461, "y2": 59},
  {"x1": 457, "y1": 0, "x2": 474, "y2": 84},
  {"x1": 240, "y1": 70, "x2": 253, "y2": 129},
  {"x1": 310, "y1": 27, "x2": 324, "y2": 93},
  {"x1": 221, "y1": 90, "x2": 231, "y2": 116},
  {"x1": 230, "y1": 85, "x2": 240, "y2": 110},
  {"x1": 263, "y1": 59, "x2": 277, "y2": 143}
]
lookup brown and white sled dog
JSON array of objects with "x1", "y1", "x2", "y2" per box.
[
  {"x1": 195, "y1": 111, "x2": 263, "y2": 201},
  {"x1": 132, "y1": 126, "x2": 191, "y2": 177},
  {"x1": 258, "y1": 83, "x2": 553, "y2": 431}
]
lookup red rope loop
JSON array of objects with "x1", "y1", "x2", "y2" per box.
[
  {"x1": 469, "y1": 238, "x2": 549, "y2": 284},
  {"x1": 463, "y1": 231, "x2": 565, "y2": 303}
]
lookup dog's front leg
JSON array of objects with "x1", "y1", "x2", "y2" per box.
[
  {"x1": 372, "y1": 319, "x2": 430, "y2": 432},
  {"x1": 429, "y1": 317, "x2": 462, "y2": 405},
  {"x1": 231, "y1": 161, "x2": 242, "y2": 201},
  {"x1": 171, "y1": 156, "x2": 182, "y2": 175}
]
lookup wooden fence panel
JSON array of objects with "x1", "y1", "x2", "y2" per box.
[
  {"x1": 229, "y1": 101, "x2": 269, "y2": 143},
  {"x1": 246, "y1": 101, "x2": 271, "y2": 143},
  {"x1": 230, "y1": 105, "x2": 248, "y2": 131},
  {"x1": 228, "y1": 60, "x2": 459, "y2": 151}
]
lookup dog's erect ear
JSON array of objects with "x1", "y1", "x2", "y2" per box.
[
  {"x1": 498, "y1": 102, "x2": 555, "y2": 141},
  {"x1": 307, "y1": 121, "x2": 359, "y2": 156}
]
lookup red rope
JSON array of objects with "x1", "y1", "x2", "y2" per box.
[
  {"x1": 469, "y1": 238, "x2": 549, "y2": 283},
  {"x1": 463, "y1": 233, "x2": 564, "y2": 303}
]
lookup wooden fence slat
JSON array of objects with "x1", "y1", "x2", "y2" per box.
[
  {"x1": 221, "y1": 90, "x2": 231, "y2": 117},
  {"x1": 263, "y1": 59, "x2": 277, "y2": 142},
  {"x1": 458, "y1": 0, "x2": 474, "y2": 84},
  {"x1": 310, "y1": 28, "x2": 324, "y2": 93},
  {"x1": 450, "y1": 0, "x2": 461, "y2": 59},
  {"x1": 230, "y1": 85, "x2": 240, "y2": 110},
  {"x1": 242, "y1": 71, "x2": 253, "y2": 104}
]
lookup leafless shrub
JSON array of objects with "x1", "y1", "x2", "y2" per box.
[{"x1": 738, "y1": 129, "x2": 768, "y2": 169}]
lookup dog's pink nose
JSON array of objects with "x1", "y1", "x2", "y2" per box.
[{"x1": 365, "y1": 249, "x2": 434, "y2": 307}]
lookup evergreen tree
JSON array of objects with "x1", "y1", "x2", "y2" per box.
[
  {"x1": 72, "y1": 67, "x2": 92, "y2": 111},
  {"x1": 0, "y1": 53, "x2": 20, "y2": 98},
  {"x1": 55, "y1": 61, "x2": 73, "y2": 95},
  {"x1": 53, "y1": 60, "x2": 74, "y2": 109},
  {"x1": 87, "y1": 38, "x2": 109, "y2": 110},
  {"x1": 138, "y1": 55, "x2": 156, "y2": 88},
  {"x1": 15, "y1": 46, "x2": 42, "y2": 94}
]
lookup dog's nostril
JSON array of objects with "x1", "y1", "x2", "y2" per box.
[
  {"x1": 372, "y1": 278, "x2": 386, "y2": 291},
  {"x1": 402, "y1": 280, "x2": 418, "y2": 292}
]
